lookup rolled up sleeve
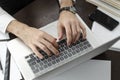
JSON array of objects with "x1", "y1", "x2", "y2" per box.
[{"x1": 0, "y1": 7, "x2": 15, "y2": 34}]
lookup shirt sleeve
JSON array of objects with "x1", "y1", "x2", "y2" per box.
[{"x1": 0, "y1": 7, "x2": 15, "y2": 34}]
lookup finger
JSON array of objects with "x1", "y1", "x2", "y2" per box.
[
  {"x1": 71, "y1": 22, "x2": 78, "y2": 43},
  {"x1": 35, "y1": 41, "x2": 51, "y2": 56},
  {"x1": 40, "y1": 39, "x2": 59, "y2": 55},
  {"x1": 65, "y1": 23, "x2": 72, "y2": 46},
  {"x1": 75, "y1": 23, "x2": 81, "y2": 42},
  {"x1": 57, "y1": 22, "x2": 64, "y2": 40},
  {"x1": 79, "y1": 22, "x2": 86, "y2": 39},
  {"x1": 30, "y1": 44, "x2": 43, "y2": 59},
  {"x1": 43, "y1": 33, "x2": 58, "y2": 48}
]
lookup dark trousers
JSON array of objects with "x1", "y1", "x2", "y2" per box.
[{"x1": 0, "y1": 0, "x2": 33, "y2": 15}]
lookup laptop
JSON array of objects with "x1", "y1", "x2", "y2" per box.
[{"x1": 7, "y1": 14, "x2": 119, "y2": 80}]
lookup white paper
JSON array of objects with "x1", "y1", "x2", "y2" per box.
[
  {"x1": 86, "y1": 0, "x2": 120, "y2": 17},
  {"x1": 10, "y1": 56, "x2": 22, "y2": 80},
  {"x1": 0, "y1": 41, "x2": 8, "y2": 72},
  {"x1": 50, "y1": 60, "x2": 111, "y2": 80},
  {"x1": 0, "y1": 41, "x2": 22, "y2": 80},
  {"x1": 0, "y1": 32, "x2": 9, "y2": 40},
  {"x1": 0, "y1": 70, "x2": 4, "y2": 80},
  {"x1": 92, "y1": 8, "x2": 120, "y2": 52}
]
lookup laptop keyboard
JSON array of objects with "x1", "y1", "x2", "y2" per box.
[{"x1": 25, "y1": 38, "x2": 93, "y2": 75}]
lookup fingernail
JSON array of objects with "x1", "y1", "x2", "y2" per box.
[
  {"x1": 56, "y1": 44, "x2": 59, "y2": 48},
  {"x1": 83, "y1": 36, "x2": 86, "y2": 39},
  {"x1": 48, "y1": 54, "x2": 51, "y2": 56},
  {"x1": 40, "y1": 56, "x2": 44, "y2": 59},
  {"x1": 56, "y1": 53, "x2": 59, "y2": 56},
  {"x1": 55, "y1": 38, "x2": 57, "y2": 41},
  {"x1": 67, "y1": 43, "x2": 70, "y2": 46},
  {"x1": 57, "y1": 52, "x2": 59, "y2": 55},
  {"x1": 56, "y1": 51, "x2": 59, "y2": 54},
  {"x1": 59, "y1": 37, "x2": 61, "y2": 40},
  {"x1": 74, "y1": 40, "x2": 76, "y2": 43}
]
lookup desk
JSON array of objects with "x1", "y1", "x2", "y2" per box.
[{"x1": 10, "y1": 0, "x2": 120, "y2": 80}]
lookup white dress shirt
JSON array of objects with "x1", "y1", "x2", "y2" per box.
[{"x1": 0, "y1": 7, "x2": 15, "y2": 34}]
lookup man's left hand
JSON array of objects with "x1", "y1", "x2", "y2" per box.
[{"x1": 57, "y1": 11, "x2": 86, "y2": 46}]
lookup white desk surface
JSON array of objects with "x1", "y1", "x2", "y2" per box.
[{"x1": 49, "y1": 60, "x2": 111, "y2": 80}]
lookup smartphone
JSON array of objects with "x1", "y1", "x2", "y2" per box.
[{"x1": 89, "y1": 10, "x2": 119, "y2": 31}]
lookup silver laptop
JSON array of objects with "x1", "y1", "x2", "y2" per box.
[{"x1": 7, "y1": 14, "x2": 119, "y2": 80}]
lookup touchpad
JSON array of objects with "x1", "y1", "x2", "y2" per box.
[{"x1": 49, "y1": 60, "x2": 110, "y2": 80}]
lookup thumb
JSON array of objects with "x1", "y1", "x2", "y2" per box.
[{"x1": 57, "y1": 22, "x2": 64, "y2": 40}]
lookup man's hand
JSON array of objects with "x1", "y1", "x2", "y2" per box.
[
  {"x1": 58, "y1": 11, "x2": 86, "y2": 46},
  {"x1": 7, "y1": 20, "x2": 59, "y2": 59}
]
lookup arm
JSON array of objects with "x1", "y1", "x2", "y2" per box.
[
  {"x1": 1, "y1": 7, "x2": 59, "y2": 59},
  {"x1": 58, "y1": 0, "x2": 86, "y2": 46},
  {"x1": 59, "y1": 0, "x2": 73, "y2": 7}
]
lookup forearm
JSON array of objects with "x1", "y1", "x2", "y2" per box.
[
  {"x1": 59, "y1": 0, "x2": 73, "y2": 8},
  {"x1": 6, "y1": 20, "x2": 29, "y2": 38}
]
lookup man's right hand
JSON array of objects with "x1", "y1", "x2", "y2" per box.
[{"x1": 7, "y1": 20, "x2": 59, "y2": 59}]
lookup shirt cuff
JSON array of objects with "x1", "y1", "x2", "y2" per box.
[{"x1": 0, "y1": 8, "x2": 15, "y2": 34}]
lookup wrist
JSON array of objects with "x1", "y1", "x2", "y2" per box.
[
  {"x1": 59, "y1": 6, "x2": 77, "y2": 15},
  {"x1": 60, "y1": 0, "x2": 73, "y2": 8},
  {"x1": 7, "y1": 20, "x2": 29, "y2": 38}
]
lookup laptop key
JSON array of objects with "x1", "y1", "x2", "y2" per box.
[
  {"x1": 64, "y1": 55, "x2": 68, "y2": 59},
  {"x1": 68, "y1": 52, "x2": 72, "y2": 57},
  {"x1": 36, "y1": 59, "x2": 41, "y2": 63},
  {"x1": 39, "y1": 67, "x2": 44, "y2": 70},
  {"x1": 31, "y1": 61, "x2": 36, "y2": 65},
  {"x1": 25, "y1": 56, "x2": 29, "y2": 59},
  {"x1": 48, "y1": 62, "x2": 52, "y2": 66},
  {"x1": 72, "y1": 51, "x2": 76, "y2": 55},
  {"x1": 31, "y1": 66, "x2": 35, "y2": 70},
  {"x1": 52, "y1": 60, "x2": 56, "y2": 64},
  {"x1": 60, "y1": 56, "x2": 64, "y2": 61},
  {"x1": 33, "y1": 68, "x2": 39, "y2": 74},
  {"x1": 44, "y1": 65, "x2": 48, "y2": 68},
  {"x1": 68, "y1": 49, "x2": 72, "y2": 52},
  {"x1": 39, "y1": 62, "x2": 43, "y2": 66},
  {"x1": 48, "y1": 57, "x2": 52, "y2": 62}
]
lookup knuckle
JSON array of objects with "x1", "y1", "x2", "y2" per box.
[
  {"x1": 77, "y1": 29, "x2": 81, "y2": 33},
  {"x1": 55, "y1": 51, "x2": 58, "y2": 54},
  {"x1": 35, "y1": 53, "x2": 39, "y2": 56},
  {"x1": 76, "y1": 20, "x2": 80, "y2": 24},
  {"x1": 64, "y1": 20, "x2": 69, "y2": 24},
  {"x1": 32, "y1": 48, "x2": 37, "y2": 53},
  {"x1": 70, "y1": 19, "x2": 75, "y2": 23},
  {"x1": 52, "y1": 49, "x2": 58, "y2": 54},
  {"x1": 51, "y1": 39, "x2": 56, "y2": 43},
  {"x1": 41, "y1": 46, "x2": 47, "y2": 51},
  {"x1": 40, "y1": 31, "x2": 45, "y2": 37},
  {"x1": 35, "y1": 36, "x2": 40, "y2": 41},
  {"x1": 68, "y1": 39, "x2": 71, "y2": 43},
  {"x1": 82, "y1": 27, "x2": 86, "y2": 31},
  {"x1": 74, "y1": 32, "x2": 78, "y2": 36},
  {"x1": 67, "y1": 31, "x2": 71, "y2": 35},
  {"x1": 64, "y1": 22, "x2": 71, "y2": 27},
  {"x1": 48, "y1": 44, "x2": 52, "y2": 48},
  {"x1": 27, "y1": 44, "x2": 32, "y2": 48}
]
